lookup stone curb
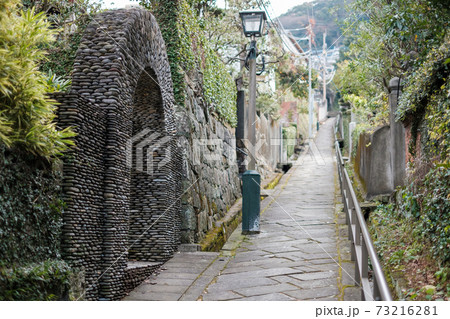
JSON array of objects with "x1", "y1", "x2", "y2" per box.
[{"x1": 198, "y1": 171, "x2": 284, "y2": 252}]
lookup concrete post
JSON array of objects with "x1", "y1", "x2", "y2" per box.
[
  {"x1": 389, "y1": 77, "x2": 406, "y2": 188},
  {"x1": 242, "y1": 170, "x2": 261, "y2": 234},
  {"x1": 349, "y1": 122, "x2": 356, "y2": 157}
]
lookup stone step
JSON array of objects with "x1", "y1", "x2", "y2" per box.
[{"x1": 124, "y1": 261, "x2": 162, "y2": 294}]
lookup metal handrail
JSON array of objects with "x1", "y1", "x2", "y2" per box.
[{"x1": 334, "y1": 114, "x2": 392, "y2": 301}]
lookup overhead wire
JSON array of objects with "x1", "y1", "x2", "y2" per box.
[
  {"x1": 255, "y1": 0, "x2": 298, "y2": 55},
  {"x1": 256, "y1": 0, "x2": 336, "y2": 82}
]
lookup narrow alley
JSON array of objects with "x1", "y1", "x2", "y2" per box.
[{"x1": 124, "y1": 118, "x2": 361, "y2": 301}]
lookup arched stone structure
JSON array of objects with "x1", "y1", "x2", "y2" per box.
[{"x1": 56, "y1": 8, "x2": 182, "y2": 300}]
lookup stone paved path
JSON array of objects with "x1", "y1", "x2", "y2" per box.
[{"x1": 123, "y1": 118, "x2": 361, "y2": 301}]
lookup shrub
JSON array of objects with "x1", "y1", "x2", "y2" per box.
[
  {"x1": 419, "y1": 166, "x2": 450, "y2": 263},
  {"x1": 0, "y1": 260, "x2": 72, "y2": 301},
  {"x1": 0, "y1": 0, "x2": 74, "y2": 157}
]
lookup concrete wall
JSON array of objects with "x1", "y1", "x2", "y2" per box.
[
  {"x1": 236, "y1": 91, "x2": 282, "y2": 177},
  {"x1": 254, "y1": 113, "x2": 282, "y2": 178},
  {"x1": 353, "y1": 77, "x2": 406, "y2": 199},
  {"x1": 355, "y1": 126, "x2": 393, "y2": 198}
]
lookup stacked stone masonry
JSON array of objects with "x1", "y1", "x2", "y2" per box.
[
  {"x1": 55, "y1": 9, "x2": 182, "y2": 300},
  {"x1": 54, "y1": 8, "x2": 245, "y2": 300}
]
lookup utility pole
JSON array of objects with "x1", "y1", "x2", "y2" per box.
[
  {"x1": 322, "y1": 31, "x2": 327, "y2": 119},
  {"x1": 308, "y1": 24, "x2": 313, "y2": 139}
]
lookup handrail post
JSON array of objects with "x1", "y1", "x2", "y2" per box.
[
  {"x1": 373, "y1": 275, "x2": 381, "y2": 301},
  {"x1": 355, "y1": 217, "x2": 361, "y2": 246},
  {"x1": 350, "y1": 207, "x2": 357, "y2": 262},
  {"x1": 361, "y1": 236, "x2": 368, "y2": 294},
  {"x1": 345, "y1": 195, "x2": 350, "y2": 226},
  {"x1": 347, "y1": 187, "x2": 354, "y2": 239}
]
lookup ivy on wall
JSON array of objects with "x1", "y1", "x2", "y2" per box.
[
  {"x1": 0, "y1": 142, "x2": 75, "y2": 300},
  {"x1": 397, "y1": 36, "x2": 450, "y2": 161},
  {"x1": 0, "y1": 144, "x2": 64, "y2": 266},
  {"x1": 203, "y1": 45, "x2": 237, "y2": 126},
  {"x1": 139, "y1": 0, "x2": 237, "y2": 126}
]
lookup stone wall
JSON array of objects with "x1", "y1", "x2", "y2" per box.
[
  {"x1": 55, "y1": 93, "x2": 106, "y2": 300},
  {"x1": 254, "y1": 113, "x2": 282, "y2": 178},
  {"x1": 176, "y1": 78, "x2": 241, "y2": 244}
]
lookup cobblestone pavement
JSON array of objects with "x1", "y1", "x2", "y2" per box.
[{"x1": 123, "y1": 118, "x2": 361, "y2": 301}]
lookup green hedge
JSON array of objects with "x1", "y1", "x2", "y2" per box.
[{"x1": 0, "y1": 260, "x2": 72, "y2": 301}]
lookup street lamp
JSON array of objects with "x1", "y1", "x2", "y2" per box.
[
  {"x1": 239, "y1": 10, "x2": 267, "y2": 235},
  {"x1": 239, "y1": 9, "x2": 267, "y2": 171},
  {"x1": 239, "y1": 10, "x2": 267, "y2": 38}
]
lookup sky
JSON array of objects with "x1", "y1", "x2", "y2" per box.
[{"x1": 104, "y1": 0, "x2": 313, "y2": 18}]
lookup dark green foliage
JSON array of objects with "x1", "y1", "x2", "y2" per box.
[
  {"x1": 0, "y1": 259, "x2": 72, "y2": 301},
  {"x1": 138, "y1": 0, "x2": 237, "y2": 125},
  {"x1": 397, "y1": 36, "x2": 450, "y2": 160},
  {"x1": 419, "y1": 166, "x2": 450, "y2": 263},
  {"x1": 41, "y1": 30, "x2": 85, "y2": 80},
  {"x1": 370, "y1": 201, "x2": 450, "y2": 299},
  {"x1": 0, "y1": 143, "x2": 64, "y2": 265},
  {"x1": 23, "y1": 0, "x2": 103, "y2": 80},
  {"x1": 139, "y1": 0, "x2": 186, "y2": 107},
  {"x1": 278, "y1": 62, "x2": 318, "y2": 99},
  {"x1": 387, "y1": 165, "x2": 450, "y2": 264}
]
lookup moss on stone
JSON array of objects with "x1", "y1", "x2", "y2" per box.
[
  {"x1": 264, "y1": 173, "x2": 283, "y2": 190},
  {"x1": 199, "y1": 210, "x2": 242, "y2": 252}
]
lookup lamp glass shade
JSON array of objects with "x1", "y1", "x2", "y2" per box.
[{"x1": 239, "y1": 10, "x2": 267, "y2": 37}]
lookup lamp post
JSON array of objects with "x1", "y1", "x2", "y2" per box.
[
  {"x1": 239, "y1": 10, "x2": 267, "y2": 234},
  {"x1": 239, "y1": 10, "x2": 267, "y2": 171}
]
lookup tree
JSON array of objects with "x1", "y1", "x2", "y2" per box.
[
  {"x1": 335, "y1": 0, "x2": 450, "y2": 127},
  {"x1": 22, "y1": 0, "x2": 103, "y2": 79},
  {"x1": 277, "y1": 56, "x2": 318, "y2": 99}
]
